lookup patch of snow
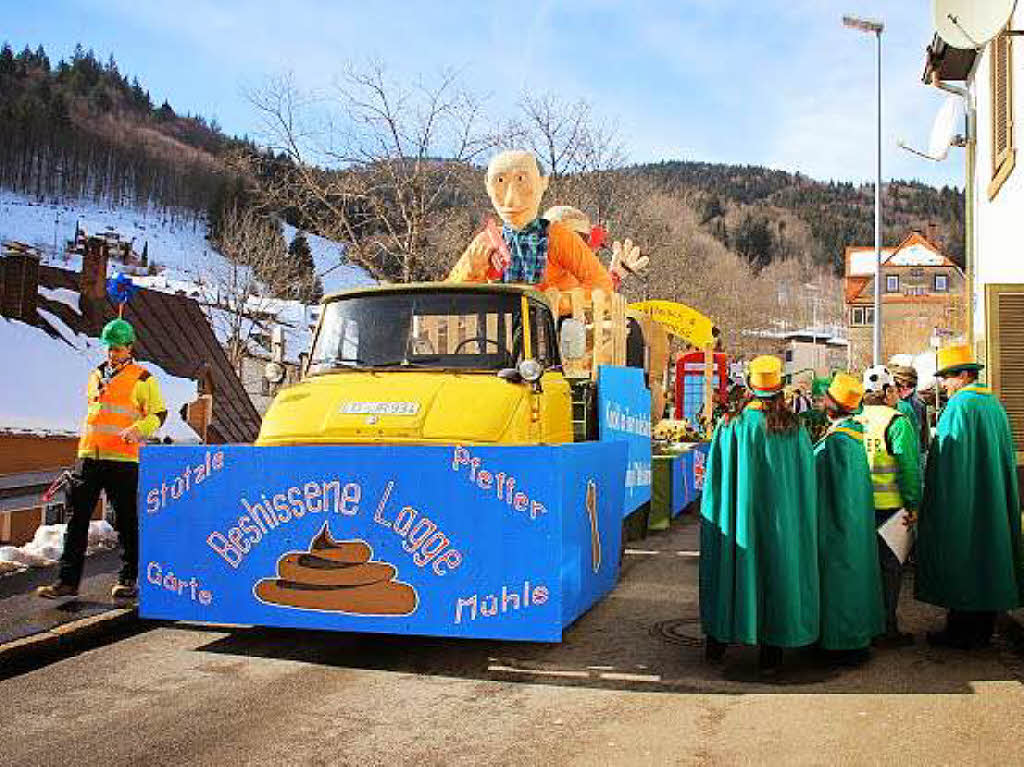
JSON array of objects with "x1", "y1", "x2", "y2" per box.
[
  {"x1": 0, "y1": 189, "x2": 232, "y2": 288},
  {"x1": 887, "y1": 243, "x2": 945, "y2": 267},
  {"x1": 848, "y1": 247, "x2": 896, "y2": 276},
  {"x1": 38, "y1": 286, "x2": 82, "y2": 314},
  {"x1": 281, "y1": 222, "x2": 376, "y2": 296},
  {"x1": 0, "y1": 520, "x2": 118, "y2": 570},
  {"x1": 38, "y1": 308, "x2": 88, "y2": 350}
]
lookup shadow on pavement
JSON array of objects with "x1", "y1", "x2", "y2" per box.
[{"x1": 185, "y1": 517, "x2": 1024, "y2": 695}]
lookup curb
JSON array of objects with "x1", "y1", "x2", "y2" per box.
[{"x1": 0, "y1": 607, "x2": 139, "y2": 673}]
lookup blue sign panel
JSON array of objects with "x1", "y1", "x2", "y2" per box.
[
  {"x1": 597, "y1": 365, "x2": 652, "y2": 517},
  {"x1": 671, "y1": 443, "x2": 709, "y2": 516},
  {"x1": 139, "y1": 443, "x2": 625, "y2": 642}
]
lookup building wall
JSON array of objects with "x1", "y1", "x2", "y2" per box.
[
  {"x1": 846, "y1": 260, "x2": 964, "y2": 368},
  {"x1": 846, "y1": 301, "x2": 959, "y2": 370},
  {"x1": 782, "y1": 340, "x2": 847, "y2": 379},
  {"x1": 238, "y1": 355, "x2": 301, "y2": 416},
  {"x1": 0, "y1": 434, "x2": 79, "y2": 474},
  {"x1": 970, "y1": 7, "x2": 1024, "y2": 347}
]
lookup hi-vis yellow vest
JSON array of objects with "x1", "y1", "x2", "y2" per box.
[
  {"x1": 857, "y1": 405, "x2": 903, "y2": 510},
  {"x1": 79, "y1": 363, "x2": 147, "y2": 461}
]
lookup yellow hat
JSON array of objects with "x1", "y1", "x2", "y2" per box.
[
  {"x1": 826, "y1": 372, "x2": 864, "y2": 412},
  {"x1": 748, "y1": 355, "x2": 783, "y2": 397},
  {"x1": 935, "y1": 343, "x2": 984, "y2": 378}
]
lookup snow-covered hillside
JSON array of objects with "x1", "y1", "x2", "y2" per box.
[
  {"x1": 281, "y1": 222, "x2": 376, "y2": 296},
  {"x1": 0, "y1": 190, "x2": 226, "y2": 283},
  {"x1": 1, "y1": 190, "x2": 376, "y2": 364}
]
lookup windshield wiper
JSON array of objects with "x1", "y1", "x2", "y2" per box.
[
  {"x1": 371, "y1": 356, "x2": 442, "y2": 367},
  {"x1": 308, "y1": 357, "x2": 366, "y2": 371}
]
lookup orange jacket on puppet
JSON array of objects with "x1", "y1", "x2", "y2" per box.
[{"x1": 447, "y1": 219, "x2": 612, "y2": 295}]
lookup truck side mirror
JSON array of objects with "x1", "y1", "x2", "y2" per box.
[{"x1": 559, "y1": 318, "x2": 586, "y2": 361}]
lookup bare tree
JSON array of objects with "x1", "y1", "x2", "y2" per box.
[
  {"x1": 245, "y1": 65, "x2": 495, "y2": 283},
  {"x1": 508, "y1": 91, "x2": 627, "y2": 223},
  {"x1": 204, "y1": 204, "x2": 288, "y2": 374}
]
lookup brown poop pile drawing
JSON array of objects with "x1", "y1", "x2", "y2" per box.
[{"x1": 254, "y1": 523, "x2": 417, "y2": 615}]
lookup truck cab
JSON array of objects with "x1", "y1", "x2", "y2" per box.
[{"x1": 256, "y1": 284, "x2": 578, "y2": 447}]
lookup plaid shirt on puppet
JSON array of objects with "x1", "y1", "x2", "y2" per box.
[{"x1": 502, "y1": 218, "x2": 549, "y2": 284}]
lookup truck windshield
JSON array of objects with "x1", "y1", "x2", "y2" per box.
[{"x1": 308, "y1": 291, "x2": 526, "y2": 373}]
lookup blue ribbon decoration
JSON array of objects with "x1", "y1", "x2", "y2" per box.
[{"x1": 106, "y1": 273, "x2": 139, "y2": 307}]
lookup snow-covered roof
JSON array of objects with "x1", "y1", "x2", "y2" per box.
[
  {"x1": 847, "y1": 247, "x2": 896, "y2": 276},
  {"x1": 886, "y1": 242, "x2": 946, "y2": 267},
  {"x1": 846, "y1": 233, "x2": 957, "y2": 277}
]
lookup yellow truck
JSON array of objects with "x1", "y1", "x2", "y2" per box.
[
  {"x1": 257, "y1": 282, "x2": 667, "y2": 448},
  {"x1": 139, "y1": 282, "x2": 667, "y2": 641}
]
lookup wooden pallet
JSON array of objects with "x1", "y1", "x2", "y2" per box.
[{"x1": 544, "y1": 288, "x2": 626, "y2": 380}]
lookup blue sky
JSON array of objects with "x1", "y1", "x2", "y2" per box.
[{"x1": 6, "y1": 0, "x2": 963, "y2": 188}]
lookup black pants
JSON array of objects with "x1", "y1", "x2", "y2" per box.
[
  {"x1": 946, "y1": 610, "x2": 997, "y2": 645},
  {"x1": 58, "y1": 458, "x2": 139, "y2": 588},
  {"x1": 876, "y1": 531, "x2": 903, "y2": 634}
]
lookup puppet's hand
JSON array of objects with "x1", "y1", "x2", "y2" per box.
[{"x1": 611, "y1": 239, "x2": 648, "y2": 281}]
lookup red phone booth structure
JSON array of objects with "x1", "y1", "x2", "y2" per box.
[{"x1": 674, "y1": 351, "x2": 729, "y2": 423}]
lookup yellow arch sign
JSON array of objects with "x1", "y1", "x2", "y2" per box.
[{"x1": 629, "y1": 300, "x2": 716, "y2": 348}]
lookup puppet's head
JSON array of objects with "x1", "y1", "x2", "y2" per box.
[{"x1": 486, "y1": 150, "x2": 549, "y2": 230}]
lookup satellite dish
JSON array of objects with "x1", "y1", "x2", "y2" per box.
[
  {"x1": 933, "y1": 0, "x2": 1017, "y2": 49},
  {"x1": 928, "y1": 97, "x2": 964, "y2": 159}
]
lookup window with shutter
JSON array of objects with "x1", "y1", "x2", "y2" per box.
[
  {"x1": 988, "y1": 28, "x2": 1015, "y2": 198},
  {"x1": 985, "y1": 284, "x2": 1024, "y2": 463}
]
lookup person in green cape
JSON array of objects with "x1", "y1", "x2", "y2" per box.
[
  {"x1": 799, "y1": 376, "x2": 831, "y2": 443},
  {"x1": 701, "y1": 355, "x2": 819, "y2": 674},
  {"x1": 917, "y1": 344, "x2": 1023, "y2": 649},
  {"x1": 814, "y1": 373, "x2": 884, "y2": 661}
]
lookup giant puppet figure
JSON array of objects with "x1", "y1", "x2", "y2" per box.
[{"x1": 447, "y1": 150, "x2": 614, "y2": 296}]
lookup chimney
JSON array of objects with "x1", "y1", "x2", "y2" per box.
[
  {"x1": 925, "y1": 221, "x2": 939, "y2": 245},
  {"x1": 0, "y1": 242, "x2": 41, "y2": 323},
  {"x1": 81, "y1": 236, "x2": 109, "y2": 302}
]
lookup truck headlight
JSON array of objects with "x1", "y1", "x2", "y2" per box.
[{"x1": 517, "y1": 359, "x2": 543, "y2": 383}]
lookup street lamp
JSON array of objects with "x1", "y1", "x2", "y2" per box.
[{"x1": 843, "y1": 14, "x2": 884, "y2": 365}]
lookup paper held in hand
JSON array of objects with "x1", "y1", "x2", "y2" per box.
[{"x1": 878, "y1": 509, "x2": 915, "y2": 564}]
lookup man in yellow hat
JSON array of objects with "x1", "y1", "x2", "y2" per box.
[
  {"x1": 700, "y1": 355, "x2": 818, "y2": 675},
  {"x1": 37, "y1": 319, "x2": 167, "y2": 601},
  {"x1": 814, "y1": 373, "x2": 884, "y2": 660},
  {"x1": 917, "y1": 344, "x2": 1022, "y2": 649}
]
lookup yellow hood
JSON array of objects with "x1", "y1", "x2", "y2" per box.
[{"x1": 256, "y1": 371, "x2": 531, "y2": 445}]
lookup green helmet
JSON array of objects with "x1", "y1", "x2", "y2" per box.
[{"x1": 100, "y1": 319, "x2": 135, "y2": 347}]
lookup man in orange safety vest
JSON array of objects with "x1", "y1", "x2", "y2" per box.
[{"x1": 38, "y1": 319, "x2": 167, "y2": 600}]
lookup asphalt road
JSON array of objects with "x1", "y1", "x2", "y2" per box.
[{"x1": 2, "y1": 516, "x2": 1023, "y2": 766}]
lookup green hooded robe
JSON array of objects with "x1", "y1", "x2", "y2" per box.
[
  {"x1": 814, "y1": 418, "x2": 885, "y2": 649},
  {"x1": 700, "y1": 401, "x2": 819, "y2": 646},
  {"x1": 916, "y1": 384, "x2": 1023, "y2": 611}
]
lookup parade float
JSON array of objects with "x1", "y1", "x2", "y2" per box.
[{"x1": 138, "y1": 149, "x2": 714, "y2": 641}]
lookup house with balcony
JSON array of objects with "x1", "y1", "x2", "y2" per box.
[{"x1": 844, "y1": 231, "x2": 964, "y2": 370}]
